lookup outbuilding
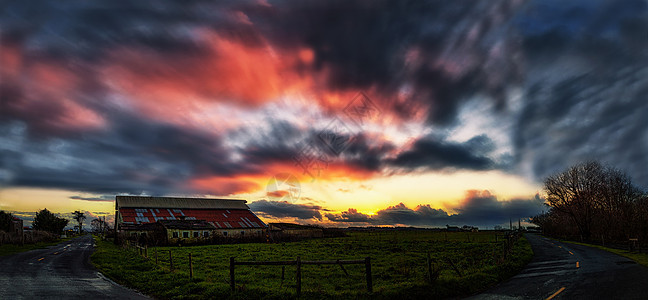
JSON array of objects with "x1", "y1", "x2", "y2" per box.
[{"x1": 116, "y1": 196, "x2": 267, "y2": 244}]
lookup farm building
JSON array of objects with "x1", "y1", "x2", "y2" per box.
[
  {"x1": 461, "y1": 225, "x2": 479, "y2": 232},
  {"x1": 268, "y1": 223, "x2": 324, "y2": 241},
  {"x1": 116, "y1": 196, "x2": 267, "y2": 244},
  {"x1": 445, "y1": 225, "x2": 460, "y2": 232}
]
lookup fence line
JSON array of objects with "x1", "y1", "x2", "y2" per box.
[
  {"x1": 119, "y1": 231, "x2": 525, "y2": 293},
  {"x1": 230, "y1": 256, "x2": 372, "y2": 296}
]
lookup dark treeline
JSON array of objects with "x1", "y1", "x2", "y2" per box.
[
  {"x1": 0, "y1": 209, "x2": 69, "y2": 245},
  {"x1": 532, "y1": 161, "x2": 648, "y2": 245}
]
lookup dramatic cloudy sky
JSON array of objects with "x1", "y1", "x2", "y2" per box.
[{"x1": 1, "y1": 0, "x2": 646, "y2": 228}]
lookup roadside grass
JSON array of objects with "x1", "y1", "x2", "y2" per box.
[
  {"x1": 559, "y1": 240, "x2": 648, "y2": 267},
  {"x1": 0, "y1": 236, "x2": 74, "y2": 257},
  {"x1": 91, "y1": 231, "x2": 533, "y2": 299}
]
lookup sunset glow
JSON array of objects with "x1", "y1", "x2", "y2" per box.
[{"x1": 1, "y1": 0, "x2": 646, "y2": 229}]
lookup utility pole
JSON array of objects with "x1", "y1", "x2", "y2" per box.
[{"x1": 509, "y1": 218, "x2": 512, "y2": 230}]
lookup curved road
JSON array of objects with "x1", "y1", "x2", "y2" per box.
[
  {"x1": 470, "y1": 233, "x2": 648, "y2": 299},
  {"x1": 0, "y1": 235, "x2": 149, "y2": 299}
]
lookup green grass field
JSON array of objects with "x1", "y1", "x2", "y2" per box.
[{"x1": 91, "y1": 231, "x2": 532, "y2": 299}]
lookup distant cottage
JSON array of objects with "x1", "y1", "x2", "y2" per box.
[
  {"x1": 269, "y1": 223, "x2": 324, "y2": 240},
  {"x1": 115, "y1": 196, "x2": 267, "y2": 244}
]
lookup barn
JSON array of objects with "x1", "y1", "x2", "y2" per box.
[{"x1": 115, "y1": 196, "x2": 267, "y2": 244}]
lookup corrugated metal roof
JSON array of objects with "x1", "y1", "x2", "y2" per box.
[
  {"x1": 119, "y1": 208, "x2": 267, "y2": 229},
  {"x1": 158, "y1": 220, "x2": 217, "y2": 230},
  {"x1": 116, "y1": 196, "x2": 249, "y2": 209}
]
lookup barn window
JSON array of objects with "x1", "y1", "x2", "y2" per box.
[
  {"x1": 203, "y1": 231, "x2": 209, "y2": 237},
  {"x1": 183, "y1": 231, "x2": 189, "y2": 238},
  {"x1": 241, "y1": 231, "x2": 245, "y2": 236},
  {"x1": 223, "y1": 231, "x2": 228, "y2": 236},
  {"x1": 193, "y1": 231, "x2": 199, "y2": 238},
  {"x1": 172, "y1": 231, "x2": 179, "y2": 238}
]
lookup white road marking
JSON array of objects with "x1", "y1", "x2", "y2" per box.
[
  {"x1": 514, "y1": 270, "x2": 574, "y2": 278},
  {"x1": 523, "y1": 264, "x2": 575, "y2": 272},
  {"x1": 527, "y1": 260, "x2": 571, "y2": 266}
]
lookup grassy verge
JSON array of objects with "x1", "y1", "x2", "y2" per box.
[
  {"x1": 91, "y1": 231, "x2": 533, "y2": 299},
  {"x1": 0, "y1": 236, "x2": 74, "y2": 257},
  {"x1": 559, "y1": 240, "x2": 648, "y2": 267}
]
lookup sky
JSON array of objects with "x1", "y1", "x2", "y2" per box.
[{"x1": 1, "y1": 0, "x2": 647, "y2": 229}]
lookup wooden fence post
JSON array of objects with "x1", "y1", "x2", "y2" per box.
[
  {"x1": 189, "y1": 253, "x2": 193, "y2": 278},
  {"x1": 365, "y1": 257, "x2": 372, "y2": 293},
  {"x1": 155, "y1": 249, "x2": 158, "y2": 264},
  {"x1": 230, "y1": 257, "x2": 235, "y2": 291},
  {"x1": 426, "y1": 252, "x2": 433, "y2": 284},
  {"x1": 169, "y1": 250, "x2": 173, "y2": 271},
  {"x1": 296, "y1": 256, "x2": 302, "y2": 297}
]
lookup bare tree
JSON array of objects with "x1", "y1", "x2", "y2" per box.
[{"x1": 543, "y1": 161, "x2": 645, "y2": 242}]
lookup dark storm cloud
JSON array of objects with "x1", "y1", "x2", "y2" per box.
[
  {"x1": 248, "y1": 200, "x2": 324, "y2": 220},
  {"x1": 69, "y1": 195, "x2": 115, "y2": 202},
  {"x1": 234, "y1": 120, "x2": 305, "y2": 166},
  {"x1": 512, "y1": 0, "x2": 648, "y2": 187},
  {"x1": 452, "y1": 191, "x2": 545, "y2": 225},
  {"x1": 340, "y1": 134, "x2": 396, "y2": 172},
  {"x1": 2, "y1": 0, "x2": 646, "y2": 203},
  {"x1": 514, "y1": 69, "x2": 648, "y2": 187},
  {"x1": 388, "y1": 134, "x2": 496, "y2": 171},
  {"x1": 252, "y1": 0, "x2": 524, "y2": 124},
  {"x1": 0, "y1": 1, "x2": 264, "y2": 60},
  {"x1": 325, "y1": 191, "x2": 545, "y2": 227},
  {"x1": 0, "y1": 0, "x2": 524, "y2": 195},
  {"x1": 325, "y1": 208, "x2": 372, "y2": 223},
  {"x1": 0, "y1": 110, "x2": 249, "y2": 195},
  {"x1": 372, "y1": 203, "x2": 451, "y2": 226}
]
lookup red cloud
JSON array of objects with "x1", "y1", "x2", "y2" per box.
[{"x1": 0, "y1": 45, "x2": 106, "y2": 134}]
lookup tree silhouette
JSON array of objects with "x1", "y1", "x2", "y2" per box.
[
  {"x1": 538, "y1": 161, "x2": 646, "y2": 242},
  {"x1": 33, "y1": 209, "x2": 69, "y2": 235},
  {"x1": 0, "y1": 211, "x2": 14, "y2": 232},
  {"x1": 72, "y1": 211, "x2": 86, "y2": 234}
]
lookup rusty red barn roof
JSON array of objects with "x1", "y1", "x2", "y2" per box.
[
  {"x1": 119, "y1": 208, "x2": 266, "y2": 229},
  {"x1": 116, "y1": 196, "x2": 267, "y2": 230}
]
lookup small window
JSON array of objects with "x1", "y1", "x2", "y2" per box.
[
  {"x1": 183, "y1": 231, "x2": 189, "y2": 238},
  {"x1": 203, "y1": 231, "x2": 209, "y2": 237},
  {"x1": 241, "y1": 231, "x2": 245, "y2": 236},
  {"x1": 172, "y1": 231, "x2": 179, "y2": 238},
  {"x1": 193, "y1": 231, "x2": 199, "y2": 238},
  {"x1": 223, "y1": 231, "x2": 228, "y2": 236}
]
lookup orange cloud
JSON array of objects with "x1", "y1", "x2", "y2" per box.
[
  {"x1": 102, "y1": 33, "x2": 318, "y2": 116},
  {"x1": 1, "y1": 45, "x2": 106, "y2": 132},
  {"x1": 190, "y1": 175, "x2": 262, "y2": 195}
]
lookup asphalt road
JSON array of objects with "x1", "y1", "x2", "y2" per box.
[
  {"x1": 469, "y1": 233, "x2": 648, "y2": 300},
  {"x1": 0, "y1": 234, "x2": 149, "y2": 299}
]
